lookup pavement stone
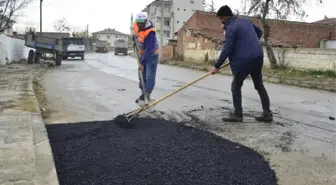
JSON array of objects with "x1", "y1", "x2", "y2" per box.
[{"x1": 0, "y1": 64, "x2": 59, "y2": 185}]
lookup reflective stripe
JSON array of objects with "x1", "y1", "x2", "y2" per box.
[{"x1": 133, "y1": 23, "x2": 160, "y2": 57}]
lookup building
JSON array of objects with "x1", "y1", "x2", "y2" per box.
[
  {"x1": 158, "y1": 11, "x2": 336, "y2": 63},
  {"x1": 311, "y1": 16, "x2": 336, "y2": 25},
  {"x1": 176, "y1": 11, "x2": 336, "y2": 55},
  {"x1": 92, "y1": 28, "x2": 129, "y2": 48},
  {"x1": 142, "y1": 0, "x2": 204, "y2": 45},
  {"x1": 311, "y1": 16, "x2": 336, "y2": 49}
]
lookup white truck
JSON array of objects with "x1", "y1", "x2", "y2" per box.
[
  {"x1": 114, "y1": 39, "x2": 128, "y2": 55},
  {"x1": 62, "y1": 37, "x2": 85, "y2": 60}
]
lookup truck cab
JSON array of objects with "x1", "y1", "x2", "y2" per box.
[{"x1": 62, "y1": 37, "x2": 85, "y2": 60}]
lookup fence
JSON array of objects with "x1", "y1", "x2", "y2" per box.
[{"x1": 178, "y1": 47, "x2": 336, "y2": 70}]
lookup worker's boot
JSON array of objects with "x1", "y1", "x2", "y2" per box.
[
  {"x1": 222, "y1": 112, "x2": 243, "y2": 122},
  {"x1": 145, "y1": 93, "x2": 154, "y2": 103},
  {"x1": 135, "y1": 94, "x2": 145, "y2": 104},
  {"x1": 255, "y1": 112, "x2": 273, "y2": 122}
]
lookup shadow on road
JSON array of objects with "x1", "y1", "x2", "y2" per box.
[{"x1": 46, "y1": 118, "x2": 278, "y2": 185}]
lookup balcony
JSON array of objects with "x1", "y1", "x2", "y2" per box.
[
  {"x1": 155, "y1": 24, "x2": 171, "y2": 31},
  {"x1": 155, "y1": 11, "x2": 171, "y2": 18}
]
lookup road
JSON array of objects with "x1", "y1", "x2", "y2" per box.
[{"x1": 43, "y1": 52, "x2": 335, "y2": 185}]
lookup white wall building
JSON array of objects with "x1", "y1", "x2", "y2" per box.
[
  {"x1": 142, "y1": 0, "x2": 204, "y2": 45},
  {"x1": 92, "y1": 28, "x2": 129, "y2": 48}
]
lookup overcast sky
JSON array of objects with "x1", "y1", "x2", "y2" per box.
[{"x1": 13, "y1": 0, "x2": 335, "y2": 34}]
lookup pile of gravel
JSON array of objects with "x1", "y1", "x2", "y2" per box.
[{"x1": 47, "y1": 118, "x2": 277, "y2": 185}]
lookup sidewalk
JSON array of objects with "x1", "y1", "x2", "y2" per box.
[{"x1": 0, "y1": 64, "x2": 59, "y2": 185}]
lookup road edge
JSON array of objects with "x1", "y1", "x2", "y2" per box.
[{"x1": 29, "y1": 72, "x2": 60, "y2": 185}]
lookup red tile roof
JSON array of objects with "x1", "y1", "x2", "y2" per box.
[
  {"x1": 312, "y1": 18, "x2": 336, "y2": 25},
  {"x1": 180, "y1": 11, "x2": 224, "y2": 41}
]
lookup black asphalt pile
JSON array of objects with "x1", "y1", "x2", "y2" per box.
[{"x1": 46, "y1": 118, "x2": 277, "y2": 185}]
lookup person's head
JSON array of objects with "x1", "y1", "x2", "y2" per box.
[
  {"x1": 135, "y1": 12, "x2": 148, "y2": 30},
  {"x1": 216, "y1": 5, "x2": 233, "y2": 25}
]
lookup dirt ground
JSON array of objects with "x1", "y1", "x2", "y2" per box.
[{"x1": 0, "y1": 63, "x2": 42, "y2": 113}]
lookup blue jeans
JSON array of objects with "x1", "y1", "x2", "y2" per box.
[{"x1": 138, "y1": 54, "x2": 158, "y2": 94}]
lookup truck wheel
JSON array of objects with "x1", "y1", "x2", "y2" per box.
[
  {"x1": 55, "y1": 53, "x2": 62, "y2": 66},
  {"x1": 63, "y1": 55, "x2": 67, "y2": 60},
  {"x1": 81, "y1": 54, "x2": 84, "y2": 60},
  {"x1": 114, "y1": 52, "x2": 117, "y2": 55},
  {"x1": 34, "y1": 52, "x2": 40, "y2": 63},
  {"x1": 28, "y1": 50, "x2": 34, "y2": 64}
]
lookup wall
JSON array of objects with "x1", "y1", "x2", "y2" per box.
[
  {"x1": 0, "y1": 34, "x2": 31, "y2": 65},
  {"x1": 182, "y1": 46, "x2": 336, "y2": 70},
  {"x1": 161, "y1": 45, "x2": 174, "y2": 61}
]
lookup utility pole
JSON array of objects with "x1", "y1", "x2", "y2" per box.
[
  {"x1": 160, "y1": 0, "x2": 164, "y2": 60},
  {"x1": 86, "y1": 24, "x2": 89, "y2": 38},
  {"x1": 243, "y1": 0, "x2": 247, "y2": 15},
  {"x1": 40, "y1": 0, "x2": 42, "y2": 33}
]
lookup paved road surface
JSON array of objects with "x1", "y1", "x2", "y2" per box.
[{"x1": 43, "y1": 53, "x2": 336, "y2": 185}]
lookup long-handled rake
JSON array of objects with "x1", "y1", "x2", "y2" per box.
[
  {"x1": 132, "y1": 36, "x2": 149, "y2": 105},
  {"x1": 114, "y1": 62, "x2": 230, "y2": 129}
]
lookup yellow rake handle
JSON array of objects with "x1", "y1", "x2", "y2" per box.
[{"x1": 127, "y1": 62, "x2": 230, "y2": 116}]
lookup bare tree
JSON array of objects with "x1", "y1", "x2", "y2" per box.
[
  {"x1": 204, "y1": 0, "x2": 216, "y2": 12},
  {"x1": 72, "y1": 30, "x2": 88, "y2": 38},
  {"x1": 247, "y1": 0, "x2": 323, "y2": 69},
  {"x1": 53, "y1": 17, "x2": 71, "y2": 32},
  {"x1": 0, "y1": 0, "x2": 32, "y2": 33}
]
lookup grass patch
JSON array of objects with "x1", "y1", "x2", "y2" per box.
[
  {"x1": 308, "y1": 69, "x2": 336, "y2": 77},
  {"x1": 32, "y1": 69, "x2": 50, "y2": 119}
]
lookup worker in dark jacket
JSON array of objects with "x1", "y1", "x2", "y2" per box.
[{"x1": 211, "y1": 5, "x2": 273, "y2": 123}]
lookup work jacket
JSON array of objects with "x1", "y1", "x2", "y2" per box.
[
  {"x1": 132, "y1": 20, "x2": 159, "y2": 64},
  {"x1": 215, "y1": 16, "x2": 264, "y2": 73}
]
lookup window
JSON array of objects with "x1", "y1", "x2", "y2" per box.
[
  {"x1": 192, "y1": 9, "x2": 195, "y2": 12},
  {"x1": 177, "y1": 21, "x2": 179, "y2": 23},
  {"x1": 107, "y1": 36, "x2": 110, "y2": 39},
  {"x1": 190, "y1": 0, "x2": 194, "y2": 4},
  {"x1": 177, "y1": 8, "x2": 179, "y2": 11},
  {"x1": 184, "y1": 9, "x2": 186, "y2": 11},
  {"x1": 116, "y1": 36, "x2": 118, "y2": 38},
  {"x1": 164, "y1": 20, "x2": 170, "y2": 26},
  {"x1": 183, "y1": 21, "x2": 185, "y2": 24}
]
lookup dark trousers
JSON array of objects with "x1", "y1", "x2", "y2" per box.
[{"x1": 231, "y1": 58, "x2": 271, "y2": 117}]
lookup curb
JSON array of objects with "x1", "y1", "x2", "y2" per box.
[{"x1": 28, "y1": 75, "x2": 60, "y2": 185}]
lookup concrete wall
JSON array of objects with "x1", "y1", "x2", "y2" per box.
[
  {"x1": 0, "y1": 34, "x2": 31, "y2": 65},
  {"x1": 181, "y1": 47, "x2": 336, "y2": 70}
]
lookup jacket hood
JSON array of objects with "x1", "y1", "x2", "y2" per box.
[{"x1": 144, "y1": 20, "x2": 154, "y2": 30}]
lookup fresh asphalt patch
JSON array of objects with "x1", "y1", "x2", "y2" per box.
[{"x1": 46, "y1": 118, "x2": 278, "y2": 185}]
